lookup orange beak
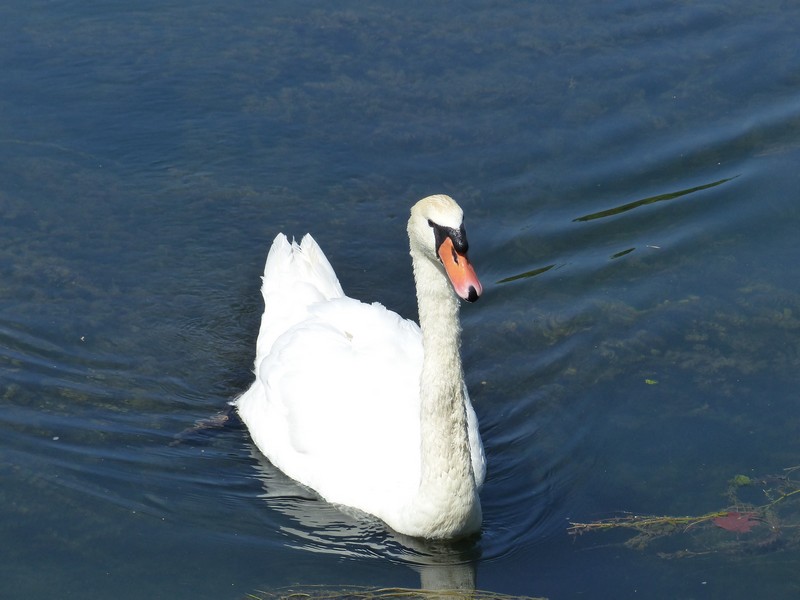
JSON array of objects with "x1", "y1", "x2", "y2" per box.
[{"x1": 437, "y1": 237, "x2": 483, "y2": 302}]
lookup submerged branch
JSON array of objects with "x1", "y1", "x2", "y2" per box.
[
  {"x1": 567, "y1": 467, "x2": 800, "y2": 557},
  {"x1": 568, "y1": 510, "x2": 728, "y2": 536}
]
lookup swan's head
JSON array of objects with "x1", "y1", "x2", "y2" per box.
[{"x1": 408, "y1": 194, "x2": 483, "y2": 303}]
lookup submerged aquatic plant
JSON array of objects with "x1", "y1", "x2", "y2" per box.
[{"x1": 568, "y1": 465, "x2": 800, "y2": 558}]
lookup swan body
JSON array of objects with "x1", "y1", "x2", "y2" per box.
[{"x1": 235, "y1": 195, "x2": 485, "y2": 539}]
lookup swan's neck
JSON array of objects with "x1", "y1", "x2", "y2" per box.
[{"x1": 408, "y1": 249, "x2": 480, "y2": 537}]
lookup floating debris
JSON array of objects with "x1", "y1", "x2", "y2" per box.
[{"x1": 568, "y1": 465, "x2": 800, "y2": 558}]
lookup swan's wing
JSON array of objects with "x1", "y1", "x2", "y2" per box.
[
  {"x1": 244, "y1": 297, "x2": 425, "y2": 512},
  {"x1": 254, "y1": 234, "x2": 345, "y2": 375}
]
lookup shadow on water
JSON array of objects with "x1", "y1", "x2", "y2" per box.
[
  {"x1": 572, "y1": 176, "x2": 740, "y2": 223},
  {"x1": 496, "y1": 264, "x2": 557, "y2": 285},
  {"x1": 496, "y1": 175, "x2": 740, "y2": 284}
]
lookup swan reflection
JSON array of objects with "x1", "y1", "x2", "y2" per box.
[{"x1": 248, "y1": 446, "x2": 480, "y2": 591}]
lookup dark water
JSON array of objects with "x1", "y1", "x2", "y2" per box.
[{"x1": 2, "y1": 1, "x2": 800, "y2": 598}]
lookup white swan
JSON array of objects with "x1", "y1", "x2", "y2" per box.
[{"x1": 235, "y1": 194, "x2": 485, "y2": 539}]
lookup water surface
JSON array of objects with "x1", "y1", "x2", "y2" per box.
[{"x1": 2, "y1": 1, "x2": 800, "y2": 598}]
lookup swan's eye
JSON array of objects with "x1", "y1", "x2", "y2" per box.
[{"x1": 428, "y1": 220, "x2": 469, "y2": 255}]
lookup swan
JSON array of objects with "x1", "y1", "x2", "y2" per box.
[{"x1": 235, "y1": 194, "x2": 485, "y2": 539}]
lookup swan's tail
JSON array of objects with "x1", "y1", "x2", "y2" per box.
[
  {"x1": 253, "y1": 234, "x2": 344, "y2": 373},
  {"x1": 262, "y1": 234, "x2": 344, "y2": 300}
]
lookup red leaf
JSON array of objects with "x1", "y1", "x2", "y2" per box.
[{"x1": 713, "y1": 511, "x2": 760, "y2": 533}]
